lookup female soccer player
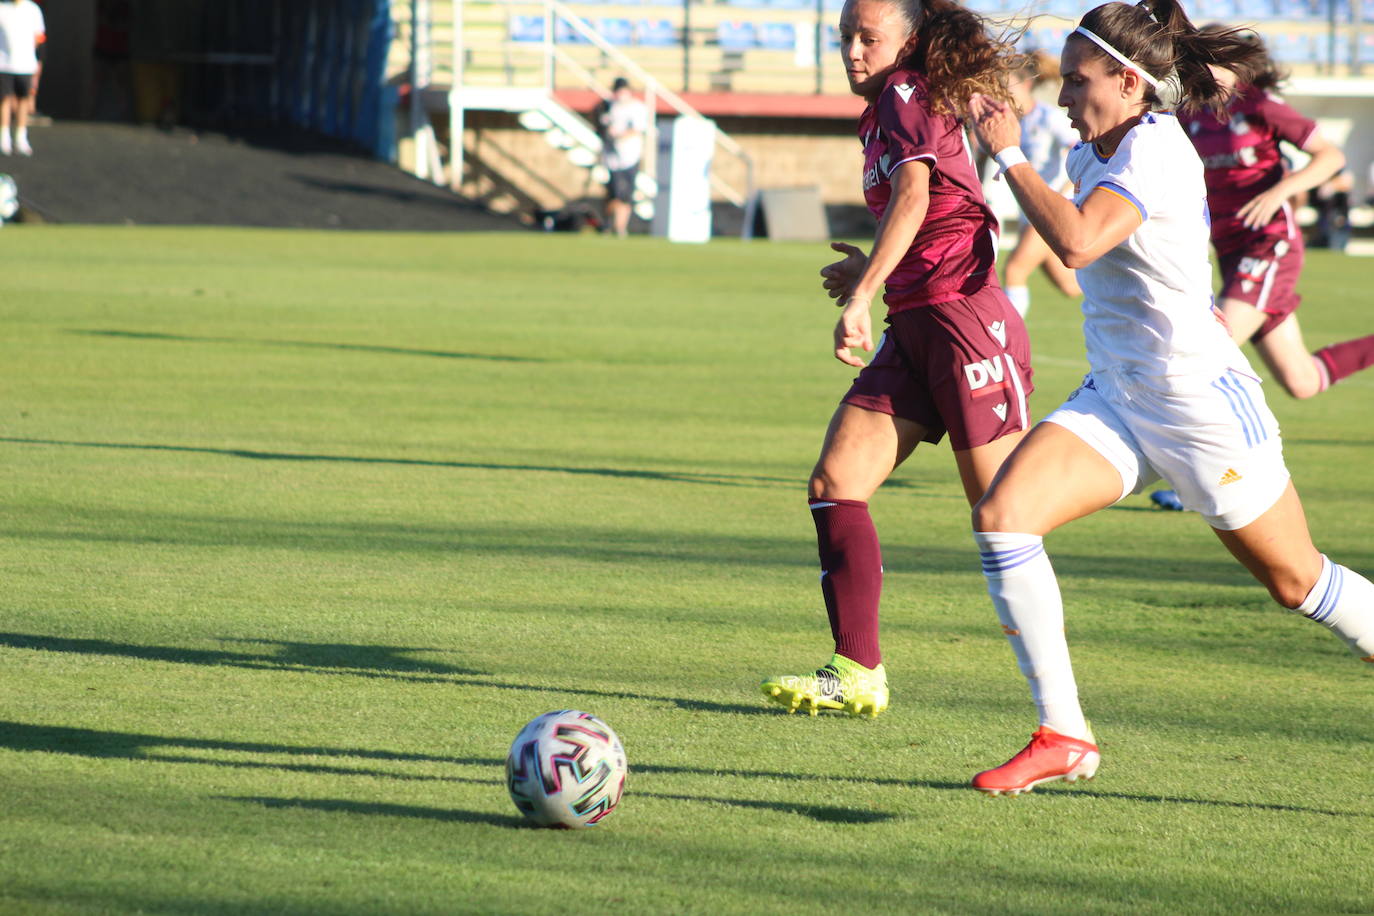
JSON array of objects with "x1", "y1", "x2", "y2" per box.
[
  {"x1": 761, "y1": 0, "x2": 1030, "y2": 717},
  {"x1": 1000, "y1": 49, "x2": 1081, "y2": 319},
  {"x1": 1150, "y1": 30, "x2": 1374, "y2": 510},
  {"x1": 963, "y1": 0, "x2": 1374, "y2": 795}
]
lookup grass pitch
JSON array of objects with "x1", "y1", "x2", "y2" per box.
[{"x1": 1, "y1": 226, "x2": 1371, "y2": 915}]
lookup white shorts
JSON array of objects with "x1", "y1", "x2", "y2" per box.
[{"x1": 1044, "y1": 369, "x2": 1290, "y2": 530}]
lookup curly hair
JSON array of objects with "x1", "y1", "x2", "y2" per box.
[{"x1": 888, "y1": 0, "x2": 1025, "y2": 117}]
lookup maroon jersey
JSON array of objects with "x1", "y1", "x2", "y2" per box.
[
  {"x1": 859, "y1": 68, "x2": 999, "y2": 312},
  {"x1": 1180, "y1": 86, "x2": 1316, "y2": 254}
]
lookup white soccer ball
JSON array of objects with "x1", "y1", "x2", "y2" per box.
[
  {"x1": 0, "y1": 174, "x2": 17, "y2": 221},
  {"x1": 505, "y1": 709, "x2": 627, "y2": 828}
]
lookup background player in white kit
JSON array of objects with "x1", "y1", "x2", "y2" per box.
[
  {"x1": 999, "y1": 49, "x2": 1080, "y2": 319},
  {"x1": 962, "y1": 0, "x2": 1374, "y2": 796}
]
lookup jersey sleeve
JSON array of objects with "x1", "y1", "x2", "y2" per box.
[
  {"x1": 1257, "y1": 92, "x2": 1317, "y2": 149},
  {"x1": 875, "y1": 84, "x2": 938, "y2": 178},
  {"x1": 1091, "y1": 128, "x2": 1154, "y2": 222}
]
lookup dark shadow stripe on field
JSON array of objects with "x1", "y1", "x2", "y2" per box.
[
  {"x1": 640, "y1": 792, "x2": 895, "y2": 823},
  {"x1": 7, "y1": 722, "x2": 1366, "y2": 820},
  {"x1": 223, "y1": 792, "x2": 894, "y2": 825},
  {"x1": 69, "y1": 329, "x2": 541, "y2": 363},
  {"x1": 224, "y1": 796, "x2": 529, "y2": 827},
  {"x1": 0, "y1": 436, "x2": 797, "y2": 489},
  {"x1": 0, "y1": 721, "x2": 480, "y2": 767},
  {"x1": 0, "y1": 633, "x2": 769, "y2": 715},
  {"x1": 0, "y1": 632, "x2": 477, "y2": 676}
]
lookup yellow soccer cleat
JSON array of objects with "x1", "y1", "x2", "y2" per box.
[{"x1": 760, "y1": 654, "x2": 888, "y2": 719}]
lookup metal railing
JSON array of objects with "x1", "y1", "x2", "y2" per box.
[{"x1": 421, "y1": 0, "x2": 756, "y2": 215}]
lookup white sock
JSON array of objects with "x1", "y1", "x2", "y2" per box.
[
  {"x1": 1296, "y1": 555, "x2": 1374, "y2": 661},
  {"x1": 1006, "y1": 285, "x2": 1030, "y2": 318},
  {"x1": 15, "y1": 127, "x2": 26, "y2": 144},
  {"x1": 974, "y1": 531, "x2": 1089, "y2": 738}
]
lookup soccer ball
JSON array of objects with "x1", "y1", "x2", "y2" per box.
[{"x1": 505, "y1": 709, "x2": 627, "y2": 828}]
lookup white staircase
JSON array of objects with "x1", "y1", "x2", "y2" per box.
[
  {"x1": 461, "y1": 86, "x2": 659, "y2": 219},
  {"x1": 399, "y1": 0, "x2": 755, "y2": 234}
]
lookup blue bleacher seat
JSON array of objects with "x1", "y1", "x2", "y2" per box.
[
  {"x1": 759, "y1": 22, "x2": 797, "y2": 50},
  {"x1": 636, "y1": 19, "x2": 678, "y2": 46},
  {"x1": 1360, "y1": 34, "x2": 1374, "y2": 62},
  {"x1": 1234, "y1": 0, "x2": 1280, "y2": 19},
  {"x1": 1270, "y1": 31, "x2": 1316, "y2": 63},
  {"x1": 825, "y1": 24, "x2": 840, "y2": 51},
  {"x1": 1274, "y1": 0, "x2": 1316, "y2": 17},
  {"x1": 555, "y1": 18, "x2": 591, "y2": 44},
  {"x1": 717, "y1": 21, "x2": 759, "y2": 50},
  {"x1": 598, "y1": 17, "x2": 635, "y2": 46},
  {"x1": 510, "y1": 15, "x2": 546, "y2": 43}
]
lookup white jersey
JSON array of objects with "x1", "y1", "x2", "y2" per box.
[
  {"x1": 0, "y1": 0, "x2": 44, "y2": 75},
  {"x1": 1019, "y1": 102, "x2": 1076, "y2": 189},
  {"x1": 601, "y1": 97, "x2": 648, "y2": 171},
  {"x1": 1067, "y1": 112, "x2": 1249, "y2": 383}
]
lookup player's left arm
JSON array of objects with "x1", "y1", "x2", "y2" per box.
[
  {"x1": 968, "y1": 93, "x2": 1139, "y2": 269},
  {"x1": 1237, "y1": 128, "x2": 1345, "y2": 230}
]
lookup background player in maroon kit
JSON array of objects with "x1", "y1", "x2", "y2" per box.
[
  {"x1": 761, "y1": 0, "x2": 1029, "y2": 717},
  {"x1": 1186, "y1": 28, "x2": 1372, "y2": 398},
  {"x1": 1151, "y1": 28, "x2": 1374, "y2": 512}
]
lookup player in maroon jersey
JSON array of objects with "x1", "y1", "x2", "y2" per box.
[
  {"x1": 1151, "y1": 28, "x2": 1374, "y2": 511},
  {"x1": 761, "y1": 0, "x2": 1029, "y2": 717},
  {"x1": 1182, "y1": 29, "x2": 1373, "y2": 399}
]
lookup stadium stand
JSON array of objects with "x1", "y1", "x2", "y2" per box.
[{"x1": 390, "y1": 0, "x2": 1374, "y2": 238}]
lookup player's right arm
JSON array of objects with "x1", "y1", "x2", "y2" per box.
[{"x1": 969, "y1": 93, "x2": 1138, "y2": 269}]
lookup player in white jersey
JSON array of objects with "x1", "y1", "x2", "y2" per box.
[
  {"x1": 1000, "y1": 49, "x2": 1080, "y2": 318},
  {"x1": 0, "y1": 0, "x2": 44, "y2": 156},
  {"x1": 961, "y1": 0, "x2": 1374, "y2": 796}
]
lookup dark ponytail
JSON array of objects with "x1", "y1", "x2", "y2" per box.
[
  {"x1": 891, "y1": 0, "x2": 1024, "y2": 117},
  {"x1": 1199, "y1": 23, "x2": 1287, "y2": 92},
  {"x1": 1073, "y1": 0, "x2": 1269, "y2": 115}
]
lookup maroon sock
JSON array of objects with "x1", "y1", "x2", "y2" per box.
[
  {"x1": 1316, "y1": 334, "x2": 1374, "y2": 386},
  {"x1": 809, "y1": 499, "x2": 882, "y2": 669}
]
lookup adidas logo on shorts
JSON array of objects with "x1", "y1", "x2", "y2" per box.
[{"x1": 1218, "y1": 467, "x2": 1243, "y2": 486}]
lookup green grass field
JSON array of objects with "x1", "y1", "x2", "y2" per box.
[{"x1": 2, "y1": 226, "x2": 1371, "y2": 915}]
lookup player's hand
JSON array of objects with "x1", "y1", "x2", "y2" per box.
[
  {"x1": 820, "y1": 241, "x2": 868, "y2": 301},
  {"x1": 967, "y1": 93, "x2": 1021, "y2": 157},
  {"x1": 1237, "y1": 187, "x2": 1286, "y2": 230},
  {"x1": 833, "y1": 296, "x2": 874, "y2": 367}
]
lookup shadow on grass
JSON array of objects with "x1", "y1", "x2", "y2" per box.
[
  {"x1": 70, "y1": 329, "x2": 540, "y2": 363},
  {"x1": 223, "y1": 792, "x2": 894, "y2": 825},
  {"x1": 224, "y1": 796, "x2": 531, "y2": 828},
  {"x1": 0, "y1": 631, "x2": 772, "y2": 715},
  {"x1": 0, "y1": 436, "x2": 798, "y2": 489},
  {"x1": 0, "y1": 632, "x2": 476, "y2": 676},
  {"x1": 5, "y1": 721, "x2": 1366, "y2": 820}
]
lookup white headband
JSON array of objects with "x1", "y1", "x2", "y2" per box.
[{"x1": 1073, "y1": 26, "x2": 1159, "y2": 88}]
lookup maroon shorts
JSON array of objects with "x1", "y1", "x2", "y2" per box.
[
  {"x1": 1217, "y1": 230, "x2": 1304, "y2": 341},
  {"x1": 841, "y1": 286, "x2": 1033, "y2": 451}
]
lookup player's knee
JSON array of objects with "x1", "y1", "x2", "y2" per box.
[
  {"x1": 1266, "y1": 572, "x2": 1316, "y2": 610},
  {"x1": 971, "y1": 495, "x2": 1017, "y2": 534},
  {"x1": 808, "y1": 465, "x2": 845, "y2": 500}
]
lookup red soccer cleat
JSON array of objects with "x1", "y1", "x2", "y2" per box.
[{"x1": 972, "y1": 726, "x2": 1100, "y2": 796}]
